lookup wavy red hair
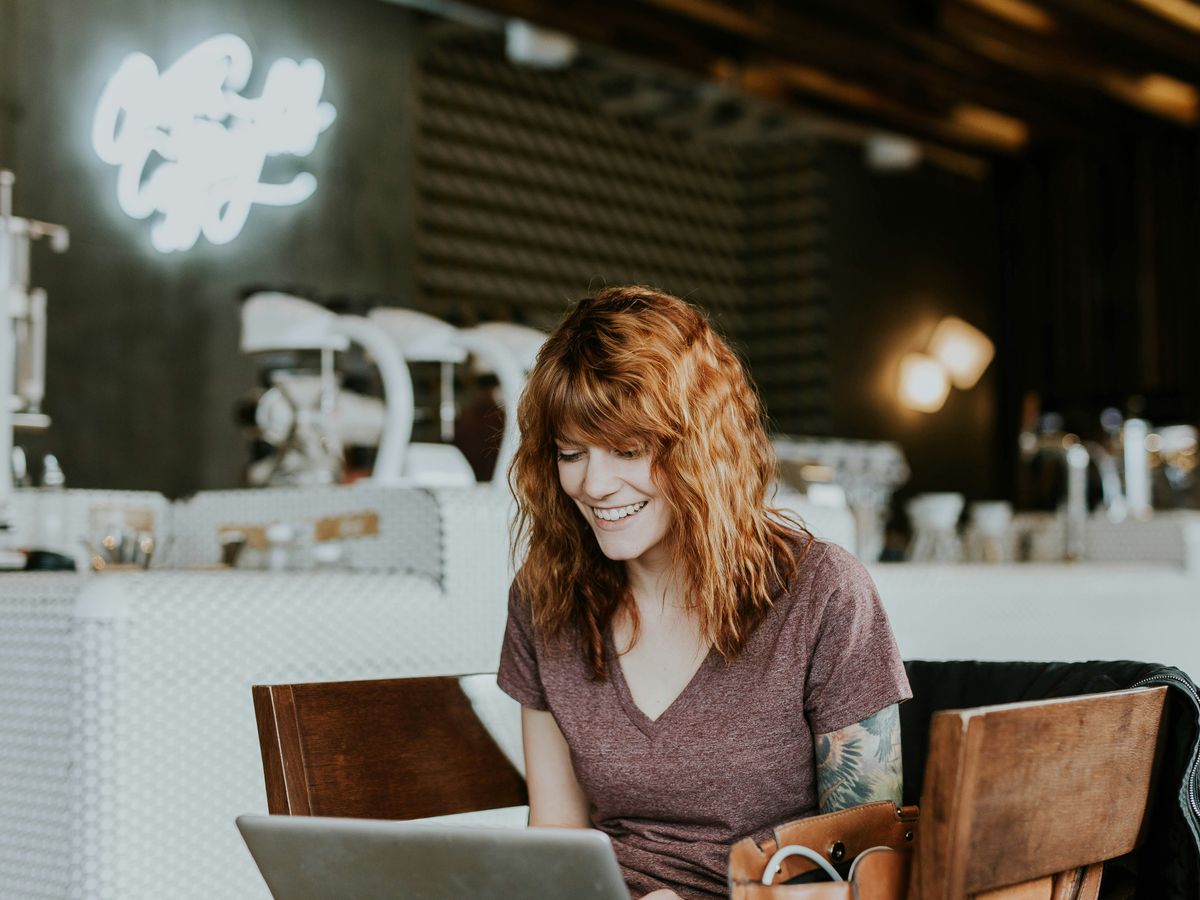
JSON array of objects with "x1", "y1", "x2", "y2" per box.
[{"x1": 509, "y1": 286, "x2": 808, "y2": 678}]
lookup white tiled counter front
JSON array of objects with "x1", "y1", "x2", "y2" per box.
[
  {"x1": 0, "y1": 574, "x2": 80, "y2": 899},
  {"x1": 872, "y1": 562, "x2": 1200, "y2": 680},
  {"x1": 0, "y1": 570, "x2": 503, "y2": 900},
  {"x1": 0, "y1": 482, "x2": 523, "y2": 899}
]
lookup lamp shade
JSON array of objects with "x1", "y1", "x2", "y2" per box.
[
  {"x1": 928, "y1": 316, "x2": 994, "y2": 389},
  {"x1": 899, "y1": 352, "x2": 950, "y2": 412}
]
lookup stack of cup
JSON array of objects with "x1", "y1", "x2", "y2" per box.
[
  {"x1": 906, "y1": 493, "x2": 965, "y2": 563},
  {"x1": 965, "y1": 501, "x2": 1014, "y2": 563}
]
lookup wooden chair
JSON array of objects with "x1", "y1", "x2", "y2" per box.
[
  {"x1": 910, "y1": 685, "x2": 1170, "y2": 900},
  {"x1": 252, "y1": 675, "x2": 527, "y2": 820}
]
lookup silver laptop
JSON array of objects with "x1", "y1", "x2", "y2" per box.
[{"x1": 236, "y1": 814, "x2": 630, "y2": 899}]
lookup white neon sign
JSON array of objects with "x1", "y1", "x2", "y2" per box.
[{"x1": 92, "y1": 34, "x2": 336, "y2": 253}]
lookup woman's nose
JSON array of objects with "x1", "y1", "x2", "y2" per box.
[{"x1": 582, "y1": 452, "x2": 620, "y2": 499}]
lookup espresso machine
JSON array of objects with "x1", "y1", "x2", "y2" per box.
[
  {"x1": 0, "y1": 170, "x2": 69, "y2": 559},
  {"x1": 367, "y1": 309, "x2": 545, "y2": 489},
  {"x1": 239, "y1": 292, "x2": 413, "y2": 487},
  {"x1": 239, "y1": 296, "x2": 546, "y2": 489}
]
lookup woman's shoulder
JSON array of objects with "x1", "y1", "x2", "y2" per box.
[
  {"x1": 778, "y1": 529, "x2": 839, "y2": 574},
  {"x1": 775, "y1": 533, "x2": 873, "y2": 603},
  {"x1": 505, "y1": 573, "x2": 580, "y2": 646},
  {"x1": 505, "y1": 575, "x2": 540, "y2": 633}
]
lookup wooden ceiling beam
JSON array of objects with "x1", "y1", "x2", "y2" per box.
[
  {"x1": 463, "y1": 0, "x2": 1034, "y2": 156},
  {"x1": 446, "y1": 0, "x2": 1005, "y2": 176},
  {"x1": 773, "y1": 0, "x2": 1118, "y2": 139},
  {"x1": 455, "y1": 0, "x2": 1198, "y2": 160},
  {"x1": 657, "y1": 11, "x2": 1048, "y2": 155},
  {"x1": 1035, "y1": 0, "x2": 1200, "y2": 71},
  {"x1": 665, "y1": 0, "x2": 1141, "y2": 143},
  {"x1": 737, "y1": 60, "x2": 1029, "y2": 153},
  {"x1": 777, "y1": 0, "x2": 1198, "y2": 136},
  {"x1": 639, "y1": 0, "x2": 1200, "y2": 129},
  {"x1": 624, "y1": 0, "x2": 772, "y2": 40},
  {"x1": 1129, "y1": 0, "x2": 1200, "y2": 34},
  {"x1": 941, "y1": 2, "x2": 1199, "y2": 124},
  {"x1": 729, "y1": 64, "x2": 993, "y2": 178},
  {"x1": 460, "y1": 0, "x2": 1047, "y2": 140},
  {"x1": 958, "y1": 0, "x2": 1200, "y2": 88},
  {"x1": 957, "y1": 0, "x2": 1058, "y2": 34}
]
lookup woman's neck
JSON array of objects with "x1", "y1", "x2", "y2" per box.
[{"x1": 624, "y1": 554, "x2": 686, "y2": 616}]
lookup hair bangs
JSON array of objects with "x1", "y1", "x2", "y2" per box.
[{"x1": 543, "y1": 364, "x2": 666, "y2": 451}]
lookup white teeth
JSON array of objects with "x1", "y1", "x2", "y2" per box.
[{"x1": 593, "y1": 501, "x2": 648, "y2": 522}]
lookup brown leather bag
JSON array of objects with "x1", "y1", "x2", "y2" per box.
[{"x1": 727, "y1": 801, "x2": 918, "y2": 899}]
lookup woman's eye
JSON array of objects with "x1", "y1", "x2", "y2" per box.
[
  {"x1": 615, "y1": 448, "x2": 644, "y2": 459},
  {"x1": 556, "y1": 449, "x2": 584, "y2": 462}
]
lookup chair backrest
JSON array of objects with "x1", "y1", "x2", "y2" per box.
[
  {"x1": 911, "y1": 685, "x2": 1169, "y2": 899},
  {"x1": 252, "y1": 675, "x2": 528, "y2": 820}
]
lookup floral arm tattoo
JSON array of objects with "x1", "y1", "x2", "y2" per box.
[{"x1": 814, "y1": 704, "x2": 903, "y2": 813}]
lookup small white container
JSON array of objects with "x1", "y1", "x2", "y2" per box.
[
  {"x1": 906, "y1": 493, "x2": 965, "y2": 563},
  {"x1": 965, "y1": 500, "x2": 1014, "y2": 563}
]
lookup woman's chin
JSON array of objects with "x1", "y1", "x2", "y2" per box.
[{"x1": 593, "y1": 535, "x2": 643, "y2": 561}]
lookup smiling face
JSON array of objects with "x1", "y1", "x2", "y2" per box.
[{"x1": 555, "y1": 438, "x2": 673, "y2": 573}]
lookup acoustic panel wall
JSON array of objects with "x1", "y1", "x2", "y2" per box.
[
  {"x1": 412, "y1": 30, "x2": 831, "y2": 433},
  {"x1": 739, "y1": 139, "x2": 831, "y2": 434}
]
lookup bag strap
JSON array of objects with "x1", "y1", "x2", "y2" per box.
[{"x1": 763, "y1": 846, "x2": 843, "y2": 885}]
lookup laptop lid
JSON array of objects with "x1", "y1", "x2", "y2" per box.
[{"x1": 236, "y1": 814, "x2": 629, "y2": 900}]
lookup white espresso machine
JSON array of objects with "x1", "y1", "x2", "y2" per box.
[{"x1": 0, "y1": 170, "x2": 69, "y2": 555}]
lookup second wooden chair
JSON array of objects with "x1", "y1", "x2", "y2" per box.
[{"x1": 252, "y1": 674, "x2": 527, "y2": 821}]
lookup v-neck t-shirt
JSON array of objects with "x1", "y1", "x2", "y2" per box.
[{"x1": 497, "y1": 538, "x2": 911, "y2": 900}]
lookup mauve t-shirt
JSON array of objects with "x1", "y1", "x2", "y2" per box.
[{"x1": 497, "y1": 537, "x2": 911, "y2": 900}]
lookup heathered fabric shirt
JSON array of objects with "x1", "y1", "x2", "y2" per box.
[{"x1": 497, "y1": 538, "x2": 911, "y2": 900}]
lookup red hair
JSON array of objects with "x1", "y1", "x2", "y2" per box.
[{"x1": 509, "y1": 286, "x2": 808, "y2": 678}]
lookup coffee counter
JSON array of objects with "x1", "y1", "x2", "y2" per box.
[
  {"x1": 872, "y1": 562, "x2": 1200, "y2": 679},
  {"x1": 0, "y1": 532, "x2": 1195, "y2": 897}
]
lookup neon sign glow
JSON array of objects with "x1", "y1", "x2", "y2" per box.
[{"x1": 92, "y1": 34, "x2": 337, "y2": 253}]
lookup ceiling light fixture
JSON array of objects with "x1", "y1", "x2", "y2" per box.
[
  {"x1": 865, "y1": 133, "x2": 923, "y2": 172},
  {"x1": 505, "y1": 20, "x2": 578, "y2": 69}
]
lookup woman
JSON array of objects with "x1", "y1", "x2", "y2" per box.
[{"x1": 498, "y1": 286, "x2": 910, "y2": 900}]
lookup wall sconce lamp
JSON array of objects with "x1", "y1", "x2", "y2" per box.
[
  {"x1": 899, "y1": 316, "x2": 994, "y2": 412},
  {"x1": 899, "y1": 353, "x2": 951, "y2": 413},
  {"x1": 928, "y1": 316, "x2": 995, "y2": 389}
]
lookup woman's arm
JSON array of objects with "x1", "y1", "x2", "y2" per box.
[
  {"x1": 814, "y1": 703, "x2": 903, "y2": 813},
  {"x1": 521, "y1": 706, "x2": 591, "y2": 828}
]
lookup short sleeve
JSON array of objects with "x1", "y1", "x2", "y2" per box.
[
  {"x1": 497, "y1": 581, "x2": 549, "y2": 711},
  {"x1": 803, "y1": 545, "x2": 911, "y2": 734}
]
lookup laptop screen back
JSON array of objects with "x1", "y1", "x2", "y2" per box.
[{"x1": 236, "y1": 814, "x2": 630, "y2": 900}]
